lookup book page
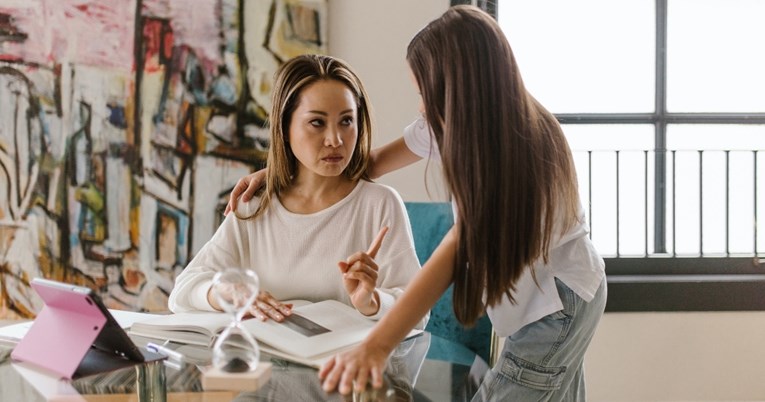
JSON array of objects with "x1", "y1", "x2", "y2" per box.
[
  {"x1": 128, "y1": 300, "x2": 422, "y2": 363},
  {"x1": 0, "y1": 321, "x2": 33, "y2": 343},
  {"x1": 242, "y1": 300, "x2": 374, "y2": 359},
  {"x1": 108, "y1": 309, "x2": 165, "y2": 329},
  {"x1": 129, "y1": 311, "x2": 229, "y2": 346}
]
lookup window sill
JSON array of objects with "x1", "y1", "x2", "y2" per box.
[{"x1": 604, "y1": 257, "x2": 765, "y2": 312}]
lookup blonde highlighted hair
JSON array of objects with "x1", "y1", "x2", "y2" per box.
[{"x1": 237, "y1": 54, "x2": 372, "y2": 220}]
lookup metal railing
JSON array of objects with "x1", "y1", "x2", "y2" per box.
[{"x1": 575, "y1": 149, "x2": 764, "y2": 262}]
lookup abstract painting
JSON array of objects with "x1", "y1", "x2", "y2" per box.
[{"x1": 0, "y1": 0, "x2": 327, "y2": 318}]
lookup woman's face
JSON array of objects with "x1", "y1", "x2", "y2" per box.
[{"x1": 288, "y1": 79, "x2": 358, "y2": 180}]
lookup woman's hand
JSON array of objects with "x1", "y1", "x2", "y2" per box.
[
  {"x1": 224, "y1": 169, "x2": 268, "y2": 215},
  {"x1": 247, "y1": 291, "x2": 293, "y2": 322},
  {"x1": 338, "y1": 227, "x2": 388, "y2": 316},
  {"x1": 338, "y1": 253, "x2": 380, "y2": 316},
  {"x1": 319, "y1": 341, "x2": 390, "y2": 395},
  {"x1": 209, "y1": 284, "x2": 292, "y2": 321}
]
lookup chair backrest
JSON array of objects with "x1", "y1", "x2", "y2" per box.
[{"x1": 404, "y1": 202, "x2": 492, "y2": 364}]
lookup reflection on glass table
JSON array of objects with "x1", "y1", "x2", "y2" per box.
[{"x1": 0, "y1": 332, "x2": 488, "y2": 401}]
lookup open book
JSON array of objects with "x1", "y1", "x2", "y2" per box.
[{"x1": 129, "y1": 299, "x2": 422, "y2": 368}]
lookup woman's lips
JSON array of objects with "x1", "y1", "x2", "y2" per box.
[{"x1": 322, "y1": 155, "x2": 343, "y2": 163}]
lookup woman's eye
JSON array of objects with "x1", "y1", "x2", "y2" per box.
[
  {"x1": 340, "y1": 116, "x2": 354, "y2": 126},
  {"x1": 310, "y1": 119, "x2": 324, "y2": 127}
]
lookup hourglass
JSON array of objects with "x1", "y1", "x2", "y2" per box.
[{"x1": 210, "y1": 268, "x2": 260, "y2": 373}]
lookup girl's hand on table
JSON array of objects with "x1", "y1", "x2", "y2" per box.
[{"x1": 319, "y1": 340, "x2": 389, "y2": 395}]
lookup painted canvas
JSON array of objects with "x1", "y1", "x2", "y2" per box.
[{"x1": 0, "y1": 0, "x2": 328, "y2": 318}]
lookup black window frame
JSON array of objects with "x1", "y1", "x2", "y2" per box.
[{"x1": 454, "y1": 0, "x2": 765, "y2": 312}]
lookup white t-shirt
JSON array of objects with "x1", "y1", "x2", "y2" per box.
[
  {"x1": 168, "y1": 180, "x2": 428, "y2": 329},
  {"x1": 403, "y1": 117, "x2": 605, "y2": 337}
]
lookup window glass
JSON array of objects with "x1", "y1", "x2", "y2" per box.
[
  {"x1": 667, "y1": 0, "x2": 765, "y2": 113},
  {"x1": 499, "y1": 0, "x2": 654, "y2": 113},
  {"x1": 564, "y1": 124, "x2": 653, "y2": 151},
  {"x1": 666, "y1": 125, "x2": 765, "y2": 151},
  {"x1": 498, "y1": 1, "x2": 765, "y2": 259}
]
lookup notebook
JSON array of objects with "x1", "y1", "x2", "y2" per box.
[{"x1": 10, "y1": 278, "x2": 164, "y2": 379}]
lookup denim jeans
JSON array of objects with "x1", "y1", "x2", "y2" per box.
[{"x1": 472, "y1": 277, "x2": 607, "y2": 402}]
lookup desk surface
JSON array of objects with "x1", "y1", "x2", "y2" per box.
[{"x1": 0, "y1": 331, "x2": 487, "y2": 401}]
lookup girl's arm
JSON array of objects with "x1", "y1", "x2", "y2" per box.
[
  {"x1": 368, "y1": 137, "x2": 422, "y2": 179},
  {"x1": 225, "y1": 137, "x2": 421, "y2": 213},
  {"x1": 319, "y1": 225, "x2": 457, "y2": 395}
]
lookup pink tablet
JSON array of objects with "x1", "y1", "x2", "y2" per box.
[{"x1": 11, "y1": 278, "x2": 159, "y2": 379}]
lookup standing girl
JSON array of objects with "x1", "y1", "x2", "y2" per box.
[{"x1": 317, "y1": 6, "x2": 606, "y2": 401}]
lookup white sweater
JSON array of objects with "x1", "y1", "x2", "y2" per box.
[{"x1": 168, "y1": 180, "x2": 428, "y2": 328}]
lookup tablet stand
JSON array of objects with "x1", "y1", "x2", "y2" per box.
[
  {"x1": 12, "y1": 284, "x2": 107, "y2": 379},
  {"x1": 11, "y1": 282, "x2": 162, "y2": 379}
]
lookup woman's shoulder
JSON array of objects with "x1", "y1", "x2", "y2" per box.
[
  {"x1": 233, "y1": 193, "x2": 265, "y2": 218},
  {"x1": 352, "y1": 181, "x2": 408, "y2": 218},
  {"x1": 356, "y1": 180, "x2": 404, "y2": 203}
]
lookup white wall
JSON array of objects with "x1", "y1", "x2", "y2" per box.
[
  {"x1": 586, "y1": 312, "x2": 765, "y2": 401},
  {"x1": 328, "y1": 0, "x2": 450, "y2": 202},
  {"x1": 327, "y1": 2, "x2": 765, "y2": 401}
]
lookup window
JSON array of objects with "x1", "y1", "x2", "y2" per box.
[{"x1": 495, "y1": 0, "x2": 765, "y2": 311}]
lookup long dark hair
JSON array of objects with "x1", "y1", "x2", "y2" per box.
[{"x1": 407, "y1": 5, "x2": 580, "y2": 326}]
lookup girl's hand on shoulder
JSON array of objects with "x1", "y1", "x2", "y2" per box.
[
  {"x1": 247, "y1": 291, "x2": 292, "y2": 322},
  {"x1": 318, "y1": 341, "x2": 388, "y2": 395},
  {"x1": 338, "y1": 252, "x2": 379, "y2": 316},
  {"x1": 224, "y1": 169, "x2": 267, "y2": 215}
]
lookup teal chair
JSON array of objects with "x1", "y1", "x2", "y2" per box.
[{"x1": 404, "y1": 202, "x2": 492, "y2": 365}]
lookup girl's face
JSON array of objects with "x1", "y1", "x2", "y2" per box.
[{"x1": 288, "y1": 79, "x2": 359, "y2": 180}]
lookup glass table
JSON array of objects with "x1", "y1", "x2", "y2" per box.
[{"x1": 0, "y1": 332, "x2": 487, "y2": 401}]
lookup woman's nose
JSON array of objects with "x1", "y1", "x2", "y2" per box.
[{"x1": 324, "y1": 128, "x2": 343, "y2": 147}]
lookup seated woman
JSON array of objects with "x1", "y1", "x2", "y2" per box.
[{"x1": 168, "y1": 54, "x2": 427, "y2": 329}]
